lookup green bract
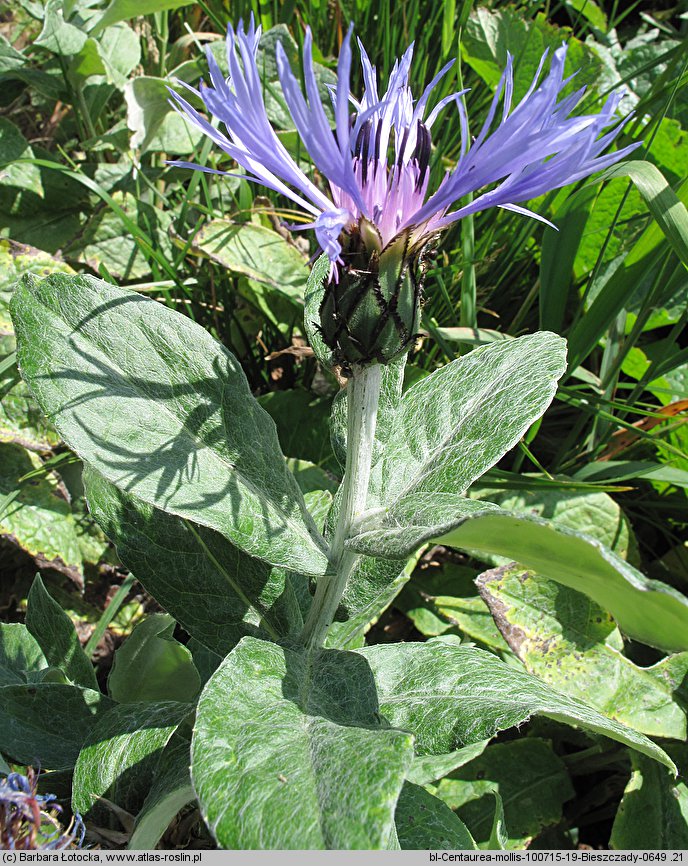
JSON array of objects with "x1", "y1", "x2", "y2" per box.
[{"x1": 318, "y1": 226, "x2": 429, "y2": 371}]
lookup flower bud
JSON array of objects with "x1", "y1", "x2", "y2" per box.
[{"x1": 318, "y1": 220, "x2": 431, "y2": 372}]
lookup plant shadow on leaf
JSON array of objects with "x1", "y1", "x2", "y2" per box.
[
  {"x1": 191, "y1": 637, "x2": 416, "y2": 850},
  {"x1": 72, "y1": 700, "x2": 193, "y2": 827},
  {"x1": 11, "y1": 276, "x2": 328, "y2": 576}
]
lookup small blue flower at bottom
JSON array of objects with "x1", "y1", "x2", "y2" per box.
[{"x1": 168, "y1": 19, "x2": 639, "y2": 269}]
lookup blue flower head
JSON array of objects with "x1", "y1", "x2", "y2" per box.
[
  {"x1": 168, "y1": 21, "x2": 638, "y2": 368},
  {"x1": 169, "y1": 20, "x2": 637, "y2": 266}
]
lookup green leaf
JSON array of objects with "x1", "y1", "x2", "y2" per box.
[
  {"x1": 365, "y1": 332, "x2": 566, "y2": 514},
  {"x1": 124, "y1": 74, "x2": 200, "y2": 153},
  {"x1": 129, "y1": 735, "x2": 195, "y2": 850},
  {"x1": 478, "y1": 565, "x2": 688, "y2": 739},
  {"x1": 72, "y1": 701, "x2": 190, "y2": 817},
  {"x1": 358, "y1": 640, "x2": 674, "y2": 770},
  {"x1": 432, "y1": 596, "x2": 509, "y2": 651},
  {"x1": 0, "y1": 34, "x2": 26, "y2": 73},
  {"x1": 539, "y1": 186, "x2": 597, "y2": 332},
  {"x1": 192, "y1": 636, "x2": 415, "y2": 849},
  {"x1": 0, "y1": 239, "x2": 73, "y2": 296},
  {"x1": 304, "y1": 254, "x2": 334, "y2": 368},
  {"x1": 34, "y1": 0, "x2": 88, "y2": 55},
  {"x1": 611, "y1": 746, "x2": 688, "y2": 850},
  {"x1": 108, "y1": 613, "x2": 200, "y2": 704},
  {"x1": 0, "y1": 684, "x2": 113, "y2": 770},
  {"x1": 286, "y1": 458, "x2": 338, "y2": 496},
  {"x1": 407, "y1": 740, "x2": 490, "y2": 787},
  {"x1": 26, "y1": 575, "x2": 97, "y2": 691},
  {"x1": 350, "y1": 496, "x2": 499, "y2": 560},
  {"x1": 461, "y1": 7, "x2": 602, "y2": 100},
  {"x1": 191, "y1": 220, "x2": 308, "y2": 298},
  {"x1": 433, "y1": 739, "x2": 574, "y2": 849},
  {"x1": 470, "y1": 481, "x2": 636, "y2": 562},
  {"x1": 93, "y1": 0, "x2": 195, "y2": 33},
  {"x1": 395, "y1": 782, "x2": 477, "y2": 850},
  {"x1": 11, "y1": 273, "x2": 328, "y2": 576},
  {"x1": 0, "y1": 622, "x2": 48, "y2": 686},
  {"x1": 0, "y1": 118, "x2": 43, "y2": 198},
  {"x1": 94, "y1": 23, "x2": 141, "y2": 89},
  {"x1": 488, "y1": 792, "x2": 508, "y2": 850},
  {"x1": 65, "y1": 192, "x2": 173, "y2": 282},
  {"x1": 597, "y1": 161, "x2": 688, "y2": 271},
  {"x1": 0, "y1": 443, "x2": 82, "y2": 582},
  {"x1": 353, "y1": 509, "x2": 688, "y2": 653},
  {"x1": 84, "y1": 468, "x2": 306, "y2": 654},
  {"x1": 562, "y1": 0, "x2": 607, "y2": 30}
]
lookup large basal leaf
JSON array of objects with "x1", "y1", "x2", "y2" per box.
[
  {"x1": 84, "y1": 467, "x2": 306, "y2": 655},
  {"x1": 358, "y1": 640, "x2": 673, "y2": 770},
  {"x1": 10, "y1": 273, "x2": 328, "y2": 575},
  {"x1": 478, "y1": 565, "x2": 688, "y2": 739},
  {"x1": 108, "y1": 613, "x2": 200, "y2": 704},
  {"x1": 26, "y1": 574, "x2": 97, "y2": 691},
  {"x1": 0, "y1": 684, "x2": 113, "y2": 770},
  {"x1": 395, "y1": 782, "x2": 476, "y2": 850},
  {"x1": 72, "y1": 701, "x2": 191, "y2": 818},
  {"x1": 191, "y1": 636, "x2": 414, "y2": 849},
  {"x1": 351, "y1": 510, "x2": 688, "y2": 653},
  {"x1": 433, "y1": 739, "x2": 574, "y2": 849},
  {"x1": 611, "y1": 745, "x2": 688, "y2": 850}
]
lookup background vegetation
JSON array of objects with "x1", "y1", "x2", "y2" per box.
[{"x1": 0, "y1": 0, "x2": 686, "y2": 850}]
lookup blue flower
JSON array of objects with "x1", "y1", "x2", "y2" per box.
[{"x1": 168, "y1": 20, "x2": 638, "y2": 267}]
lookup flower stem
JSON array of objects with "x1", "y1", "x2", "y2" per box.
[{"x1": 300, "y1": 363, "x2": 382, "y2": 649}]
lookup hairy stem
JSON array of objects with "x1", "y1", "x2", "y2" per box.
[{"x1": 300, "y1": 363, "x2": 382, "y2": 649}]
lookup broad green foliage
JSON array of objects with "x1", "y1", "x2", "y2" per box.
[
  {"x1": 0, "y1": 684, "x2": 112, "y2": 770},
  {"x1": 470, "y1": 483, "x2": 636, "y2": 562},
  {"x1": 352, "y1": 509, "x2": 688, "y2": 653},
  {"x1": 611, "y1": 747, "x2": 688, "y2": 850},
  {"x1": 0, "y1": 622, "x2": 48, "y2": 686},
  {"x1": 395, "y1": 783, "x2": 476, "y2": 850},
  {"x1": 129, "y1": 735, "x2": 195, "y2": 849},
  {"x1": 72, "y1": 701, "x2": 191, "y2": 817},
  {"x1": 365, "y1": 333, "x2": 567, "y2": 509},
  {"x1": 433, "y1": 739, "x2": 575, "y2": 849},
  {"x1": 3, "y1": 0, "x2": 687, "y2": 851},
  {"x1": 461, "y1": 8, "x2": 601, "y2": 99},
  {"x1": 192, "y1": 637, "x2": 414, "y2": 849},
  {"x1": 108, "y1": 613, "x2": 200, "y2": 703},
  {"x1": 11, "y1": 272, "x2": 328, "y2": 575},
  {"x1": 407, "y1": 740, "x2": 490, "y2": 787},
  {"x1": 84, "y1": 467, "x2": 306, "y2": 654},
  {"x1": 358, "y1": 641, "x2": 673, "y2": 768},
  {"x1": 191, "y1": 220, "x2": 308, "y2": 333},
  {"x1": 478, "y1": 565, "x2": 688, "y2": 738}
]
